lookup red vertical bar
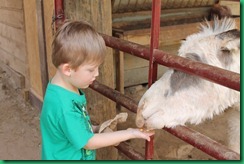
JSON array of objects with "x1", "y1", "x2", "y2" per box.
[
  {"x1": 54, "y1": 0, "x2": 65, "y2": 30},
  {"x1": 145, "y1": 0, "x2": 161, "y2": 160},
  {"x1": 148, "y1": 0, "x2": 161, "y2": 86}
]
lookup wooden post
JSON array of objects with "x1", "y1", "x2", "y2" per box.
[
  {"x1": 36, "y1": 0, "x2": 49, "y2": 96},
  {"x1": 114, "y1": 32, "x2": 125, "y2": 112},
  {"x1": 23, "y1": 0, "x2": 44, "y2": 107}
]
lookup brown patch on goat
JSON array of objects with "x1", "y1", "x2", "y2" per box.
[
  {"x1": 209, "y1": 3, "x2": 232, "y2": 20},
  {"x1": 217, "y1": 29, "x2": 240, "y2": 40},
  {"x1": 169, "y1": 53, "x2": 203, "y2": 96}
]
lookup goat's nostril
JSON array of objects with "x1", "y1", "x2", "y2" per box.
[
  {"x1": 135, "y1": 105, "x2": 145, "y2": 128},
  {"x1": 136, "y1": 118, "x2": 145, "y2": 128}
]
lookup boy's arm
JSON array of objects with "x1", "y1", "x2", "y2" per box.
[{"x1": 84, "y1": 128, "x2": 154, "y2": 150}]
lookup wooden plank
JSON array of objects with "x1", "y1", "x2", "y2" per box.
[
  {"x1": 112, "y1": 6, "x2": 212, "y2": 30},
  {"x1": 123, "y1": 54, "x2": 148, "y2": 71},
  {"x1": 0, "y1": 47, "x2": 26, "y2": 76},
  {"x1": 124, "y1": 21, "x2": 201, "y2": 46},
  {"x1": 123, "y1": 17, "x2": 240, "y2": 46},
  {"x1": 124, "y1": 65, "x2": 167, "y2": 87},
  {"x1": 112, "y1": 0, "x2": 217, "y2": 13},
  {"x1": 0, "y1": 22, "x2": 27, "y2": 70},
  {"x1": 23, "y1": 0, "x2": 43, "y2": 98},
  {"x1": 0, "y1": 33, "x2": 26, "y2": 63},
  {"x1": 29, "y1": 88, "x2": 43, "y2": 110},
  {"x1": 0, "y1": 22, "x2": 26, "y2": 44},
  {"x1": 114, "y1": 33, "x2": 125, "y2": 94},
  {"x1": 36, "y1": 0, "x2": 49, "y2": 96},
  {"x1": 114, "y1": 33, "x2": 125, "y2": 111},
  {"x1": 43, "y1": 0, "x2": 55, "y2": 78},
  {"x1": 0, "y1": 8, "x2": 24, "y2": 29},
  {"x1": 123, "y1": 44, "x2": 180, "y2": 71},
  {"x1": 0, "y1": 0, "x2": 23, "y2": 9}
]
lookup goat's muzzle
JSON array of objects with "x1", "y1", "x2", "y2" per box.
[{"x1": 135, "y1": 102, "x2": 145, "y2": 128}]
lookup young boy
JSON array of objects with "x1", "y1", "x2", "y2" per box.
[{"x1": 40, "y1": 20, "x2": 154, "y2": 160}]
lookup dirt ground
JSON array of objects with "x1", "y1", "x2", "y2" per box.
[
  {"x1": 0, "y1": 66, "x2": 235, "y2": 160},
  {"x1": 0, "y1": 68, "x2": 40, "y2": 160}
]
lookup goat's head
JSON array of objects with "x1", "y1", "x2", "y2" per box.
[{"x1": 136, "y1": 17, "x2": 240, "y2": 130}]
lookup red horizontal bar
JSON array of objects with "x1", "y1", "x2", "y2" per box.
[
  {"x1": 164, "y1": 126, "x2": 240, "y2": 160},
  {"x1": 100, "y1": 33, "x2": 240, "y2": 91},
  {"x1": 90, "y1": 80, "x2": 137, "y2": 113},
  {"x1": 116, "y1": 142, "x2": 144, "y2": 160},
  {"x1": 153, "y1": 49, "x2": 240, "y2": 91}
]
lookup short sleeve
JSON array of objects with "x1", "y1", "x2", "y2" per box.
[{"x1": 59, "y1": 109, "x2": 94, "y2": 150}]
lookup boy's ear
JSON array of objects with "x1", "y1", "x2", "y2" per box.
[{"x1": 61, "y1": 63, "x2": 72, "y2": 77}]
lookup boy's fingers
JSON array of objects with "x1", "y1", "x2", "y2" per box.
[
  {"x1": 140, "y1": 129, "x2": 155, "y2": 135},
  {"x1": 139, "y1": 130, "x2": 154, "y2": 141},
  {"x1": 146, "y1": 137, "x2": 150, "y2": 141}
]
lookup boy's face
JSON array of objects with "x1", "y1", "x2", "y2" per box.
[{"x1": 69, "y1": 63, "x2": 100, "y2": 89}]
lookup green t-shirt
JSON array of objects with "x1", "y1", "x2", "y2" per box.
[{"x1": 40, "y1": 83, "x2": 95, "y2": 160}]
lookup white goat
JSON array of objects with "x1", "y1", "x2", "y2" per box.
[{"x1": 135, "y1": 18, "x2": 240, "y2": 153}]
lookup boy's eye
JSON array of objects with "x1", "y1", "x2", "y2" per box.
[{"x1": 88, "y1": 69, "x2": 95, "y2": 72}]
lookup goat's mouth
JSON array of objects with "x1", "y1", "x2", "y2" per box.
[
  {"x1": 135, "y1": 104, "x2": 145, "y2": 128},
  {"x1": 136, "y1": 117, "x2": 145, "y2": 128}
]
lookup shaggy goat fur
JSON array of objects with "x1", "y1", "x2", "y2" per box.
[{"x1": 136, "y1": 18, "x2": 240, "y2": 153}]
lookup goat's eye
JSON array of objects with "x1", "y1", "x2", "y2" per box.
[{"x1": 221, "y1": 47, "x2": 230, "y2": 54}]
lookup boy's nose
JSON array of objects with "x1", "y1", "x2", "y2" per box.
[{"x1": 94, "y1": 68, "x2": 99, "y2": 77}]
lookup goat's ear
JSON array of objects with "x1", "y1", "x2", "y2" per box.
[
  {"x1": 217, "y1": 29, "x2": 240, "y2": 53},
  {"x1": 216, "y1": 29, "x2": 240, "y2": 67}
]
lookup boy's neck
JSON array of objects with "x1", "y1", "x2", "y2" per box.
[{"x1": 51, "y1": 71, "x2": 80, "y2": 94}]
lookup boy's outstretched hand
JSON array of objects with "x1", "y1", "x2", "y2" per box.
[{"x1": 127, "y1": 128, "x2": 155, "y2": 141}]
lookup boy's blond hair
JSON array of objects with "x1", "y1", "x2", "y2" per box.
[{"x1": 52, "y1": 20, "x2": 106, "y2": 69}]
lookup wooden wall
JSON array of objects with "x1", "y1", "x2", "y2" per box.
[
  {"x1": 0, "y1": 0, "x2": 27, "y2": 89},
  {"x1": 0, "y1": 0, "x2": 50, "y2": 104},
  {"x1": 0, "y1": 0, "x2": 54, "y2": 106},
  {"x1": 0, "y1": 0, "x2": 47, "y2": 109}
]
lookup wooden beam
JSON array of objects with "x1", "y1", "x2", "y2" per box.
[{"x1": 36, "y1": 0, "x2": 49, "y2": 96}]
